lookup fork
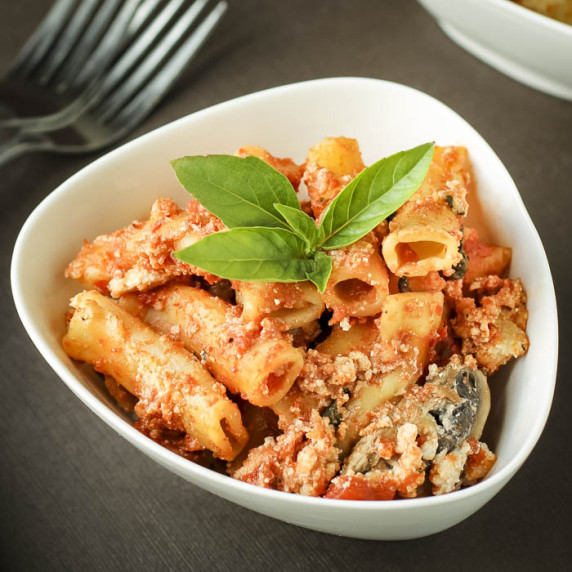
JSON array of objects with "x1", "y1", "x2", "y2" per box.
[
  {"x1": 0, "y1": 0, "x2": 228, "y2": 167},
  {"x1": 0, "y1": 0, "x2": 142, "y2": 128},
  {"x1": 3, "y1": 0, "x2": 196, "y2": 133}
]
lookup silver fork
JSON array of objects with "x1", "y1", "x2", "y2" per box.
[
  {"x1": 0, "y1": 0, "x2": 228, "y2": 167},
  {"x1": 4, "y1": 0, "x2": 191, "y2": 133},
  {"x1": 0, "y1": 0, "x2": 142, "y2": 128}
]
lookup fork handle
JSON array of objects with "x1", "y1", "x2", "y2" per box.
[{"x1": 0, "y1": 131, "x2": 53, "y2": 168}]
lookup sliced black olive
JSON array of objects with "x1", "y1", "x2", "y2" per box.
[
  {"x1": 443, "y1": 240, "x2": 467, "y2": 280},
  {"x1": 455, "y1": 369, "x2": 478, "y2": 399},
  {"x1": 430, "y1": 401, "x2": 475, "y2": 454},
  {"x1": 449, "y1": 255, "x2": 467, "y2": 280},
  {"x1": 206, "y1": 279, "x2": 236, "y2": 304},
  {"x1": 398, "y1": 276, "x2": 411, "y2": 293},
  {"x1": 430, "y1": 367, "x2": 490, "y2": 454},
  {"x1": 322, "y1": 401, "x2": 342, "y2": 428},
  {"x1": 309, "y1": 309, "x2": 334, "y2": 348},
  {"x1": 445, "y1": 194, "x2": 466, "y2": 216}
]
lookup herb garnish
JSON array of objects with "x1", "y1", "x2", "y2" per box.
[{"x1": 172, "y1": 142, "x2": 434, "y2": 292}]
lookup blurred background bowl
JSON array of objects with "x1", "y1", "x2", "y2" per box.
[{"x1": 417, "y1": 0, "x2": 572, "y2": 101}]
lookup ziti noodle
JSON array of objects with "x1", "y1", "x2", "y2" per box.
[{"x1": 63, "y1": 137, "x2": 529, "y2": 498}]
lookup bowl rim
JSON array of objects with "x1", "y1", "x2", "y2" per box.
[
  {"x1": 483, "y1": 0, "x2": 572, "y2": 34},
  {"x1": 420, "y1": 0, "x2": 572, "y2": 35},
  {"x1": 10, "y1": 76, "x2": 559, "y2": 510}
]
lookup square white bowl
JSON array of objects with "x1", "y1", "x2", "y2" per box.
[{"x1": 11, "y1": 77, "x2": 558, "y2": 540}]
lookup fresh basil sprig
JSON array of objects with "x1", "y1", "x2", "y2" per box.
[
  {"x1": 174, "y1": 227, "x2": 332, "y2": 293},
  {"x1": 273, "y1": 204, "x2": 321, "y2": 249},
  {"x1": 173, "y1": 142, "x2": 434, "y2": 292}
]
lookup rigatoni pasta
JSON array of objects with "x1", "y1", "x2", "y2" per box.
[
  {"x1": 63, "y1": 290, "x2": 248, "y2": 461},
  {"x1": 124, "y1": 284, "x2": 303, "y2": 406},
  {"x1": 462, "y1": 227, "x2": 512, "y2": 284},
  {"x1": 304, "y1": 136, "x2": 365, "y2": 219},
  {"x1": 334, "y1": 291, "x2": 444, "y2": 455},
  {"x1": 62, "y1": 137, "x2": 529, "y2": 501},
  {"x1": 382, "y1": 146, "x2": 470, "y2": 277},
  {"x1": 66, "y1": 198, "x2": 224, "y2": 297},
  {"x1": 321, "y1": 234, "x2": 389, "y2": 323},
  {"x1": 234, "y1": 280, "x2": 325, "y2": 330}
]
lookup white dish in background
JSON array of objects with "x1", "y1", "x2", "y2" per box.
[
  {"x1": 11, "y1": 77, "x2": 558, "y2": 540},
  {"x1": 418, "y1": 0, "x2": 572, "y2": 101}
]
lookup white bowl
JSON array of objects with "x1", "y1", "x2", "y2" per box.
[
  {"x1": 418, "y1": 0, "x2": 572, "y2": 101},
  {"x1": 11, "y1": 77, "x2": 558, "y2": 540}
]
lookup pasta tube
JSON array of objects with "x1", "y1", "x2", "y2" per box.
[
  {"x1": 382, "y1": 146, "x2": 470, "y2": 277},
  {"x1": 463, "y1": 227, "x2": 512, "y2": 284},
  {"x1": 62, "y1": 291, "x2": 248, "y2": 461},
  {"x1": 321, "y1": 235, "x2": 389, "y2": 322},
  {"x1": 303, "y1": 136, "x2": 365, "y2": 218},
  {"x1": 234, "y1": 281, "x2": 325, "y2": 329},
  {"x1": 236, "y1": 146, "x2": 304, "y2": 190},
  {"x1": 377, "y1": 292, "x2": 445, "y2": 365},
  {"x1": 129, "y1": 285, "x2": 304, "y2": 407},
  {"x1": 66, "y1": 198, "x2": 224, "y2": 297},
  {"x1": 338, "y1": 292, "x2": 444, "y2": 454},
  {"x1": 316, "y1": 320, "x2": 379, "y2": 356}
]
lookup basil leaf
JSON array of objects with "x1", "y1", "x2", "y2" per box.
[
  {"x1": 318, "y1": 143, "x2": 435, "y2": 250},
  {"x1": 172, "y1": 155, "x2": 301, "y2": 229},
  {"x1": 305, "y1": 250, "x2": 332, "y2": 293},
  {"x1": 274, "y1": 204, "x2": 320, "y2": 248},
  {"x1": 174, "y1": 227, "x2": 332, "y2": 292}
]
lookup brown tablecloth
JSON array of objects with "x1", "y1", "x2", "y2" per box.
[{"x1": 1, "y1": 0, "x2": 570, "y2": 569}]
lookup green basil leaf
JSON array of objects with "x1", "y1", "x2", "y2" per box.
[
  {"x1": 318, "y1": 142, "x2": 435, "y2": 250},
  {"x1": 305, "y1": 250, "x2": 333, "y2": 293},
  {"x1": 274, "y1": 204, "x2": 320, "y2": 248},
  {"x1": 171, "y1": 155, "x2": 301, "y2": 229},
  {"x1": 174, "y1": 227, "x2": 332, "y2": 292}
]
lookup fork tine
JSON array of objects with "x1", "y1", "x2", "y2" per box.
[
  {"x1": 110, "y1": 1, "x2": 228, "y2": 133},
  {"x1": 0, "y1": 0, "x2": 186, "y2": 132},
  {"x1": 0, "y1": 0, "x2": 228, "y2": 164},
  {"x1": 39, "y1": 0, "x2": 101, "y2": 86},
  {"x1": 10, "y1": 0, "x2": 77, "y2": 79},
  {"x1": 126, "y1": 0, "x2": 164, "y2": 38},
  {"x1": 90, "y1": 0, "x2": 188, "y2": 106},
  {"x1": 59, "y1": 0, "x2": 141, "y2": 93},
  {"x1": 99, "y1": 0, "x2": 210, "y2": 123}
]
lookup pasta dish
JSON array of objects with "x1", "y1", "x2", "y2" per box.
[{"x1": 62, "y1": 137, "x2": 529, "y2": 500}]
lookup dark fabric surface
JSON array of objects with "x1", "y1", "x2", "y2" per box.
[{"x1": 1, "y1": 0, "x2": 570, "y2": 570}]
